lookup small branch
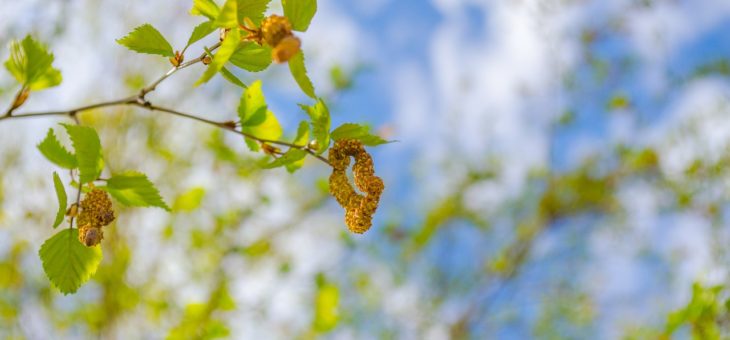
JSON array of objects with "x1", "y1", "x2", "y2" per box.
[
  {"x1": 0, "y1": 41, "x2": 333, "y2": 167},
  {"x1": 134, "y1": 102, "x2": 333, "y2": 166},
  {"x1": 139, "y1": 42, "x2": 221, "y2": 98}
]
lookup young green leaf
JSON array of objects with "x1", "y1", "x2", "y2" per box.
[
  {"x1": 229, "y1": 42, "x2": 272, "y2": 72},
  {"x1": 4, "y1": 35, "x2": 62, "y2": 90},
  {"x1": 261, "y1": 148, "x2": 306, "y2": 172},
  {"x1": 62, "y1": 124, "x2": 103, "y2": 184},
  {"x1": 300, "y1": 99, "x2": 330, "y2": 154},
  {"x1": 220, "y1": 66, "x2": 247, "y2": 88},
  {"x1": 52, "y1": 172, "x2": 67, "y2": 229},
  {"x1": 191, "y1": 0, "x2": 221, "y2": 20},
  {"x1": 196, "y1": 28, "x2": 241, "y2": 85},
  {"x1": 214, "y1": 0, "x2": 239, "y2": 28},
  {"x1": 116, "y1": 24, "x2": 175, "y2": 57},
  {"x1": 186, "y1": 21, "x2": 217, "y2": 48},
  {"x1": 237, "y1": 80, "x2": 283, "y2": 151},
  {"x1": 283, "y1": 0, "x2": 317, "y2": 32},
  {"x1": 173, "y1": 187, "x2": 206, "y2": 212},
  {"x1": 293, "y1": 121, "x2": 310, "y2": 146},
  {"x1": 104, "y1": 171, "x2": 170, "y2": 211},
  {"x1": 288, "y1": 51, "x2": 316, "y2": 98},
  {"x1": 37, "y1": 128, "x2": 77, "y2": 169},
  {"x1": 330, "y1": 123, "x2": 389, "y2": 146},
  {"x1": 237, "y1": 0, "x2": 272, "y2": 25},
  {"x1": 39, "y1": 228, "x2": 103, "y2": 295},
  {"x1": 313, "y1": 279, "x2": 339, "y2": 332}
]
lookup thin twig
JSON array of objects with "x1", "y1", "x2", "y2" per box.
[
  {"x1": 139, "y1": 42, "x2": 221, "y2": 97},
  {"x1": 0, "y1": 41, "x2": 332, "y2": 167}
]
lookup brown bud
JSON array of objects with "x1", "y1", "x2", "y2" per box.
[{"x1": 202, "y1": 56, "x2": 212, "y2": 65}]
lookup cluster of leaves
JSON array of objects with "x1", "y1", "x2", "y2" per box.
[
  {"x1": 37, "y1": 125, "x2": 169, "y2": 294},
  {"x1": 2, "y1": 0, "x2": 390, "y2": 296}
]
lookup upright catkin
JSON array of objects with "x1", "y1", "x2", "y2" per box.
[{"x1": 328, "y1": 140, "x2": 384, "y2": 233}]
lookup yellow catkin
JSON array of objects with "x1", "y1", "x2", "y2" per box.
[
  {"x1": 247, "y1": 15, "x2": 302, "y2": 63},
  {"x1": 328, "y1": 140, "x2": 384, "y2": 234},
  {"x1": 76, "y1": 189, "x2": 115, "y2": 247}
]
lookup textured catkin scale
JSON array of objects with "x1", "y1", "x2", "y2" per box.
[
  {"x1": 328, "y1": 140, "x2": 385, "y2": 234},
  {"x1": 76, "y1": 189, "x2": 115, "y2": 247},
  {"x1": 261, "y1": 15, "x2": 293, "y2": 47},
  {"x1": 254, "y1": 15, "x2": 301, "y2": 63},
  {"x1": 78, "y1": 225, "x2": 103, "y2": 247}
]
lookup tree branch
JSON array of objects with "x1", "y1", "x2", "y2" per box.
[{"x1": 0, "y1": 41, "x2": 333, "y2": 167}]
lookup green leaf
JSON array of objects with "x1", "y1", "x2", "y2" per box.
[
  {"x1": 52, "y1": 172, "x2": 67, "y2": 229},
  {"x1": 39, "y1": 228, "x2": 102, "y2": 294},
  {"x1": 293, "y1": 121, "x2": 310, "y2": 146},
  {"x1": 229, "y1": 42, "x2": 272, "y2": 72},
  {"x1": 299, "y1": 99, "x2": 330, "y2": 154},
  {"x1": 237, "y1": 80, "x2": 283, "y2": 151},
  {"x1": 236, "y1": 0, "x2": 272, "y2": 26},
  {"x1": 331, "y1": 123, "x2": 389, "y2": 146},
  {"x1": 313, "y1": 279, "x2": 339, "y2": 332},
  {"x1": 283, "y1": 0, "x2": 317, "y2": 32},
  {"x1": 173, "y1": 187, "x2": 206, "y2": 212},
  {"x1": 186, "y1": 21, "x2": 217, "y2": 48},
  {"x1": 191, "y1": 0, "x2": 221, "y2": 20},
  {"x1": 62, "y1": 124, "x2": 103, "y2": 184},
  {"x1": 220, "y1": 66, "x2": 247, "y2": 88},
  {"x1": 196, "y1": 28, "x2": 240, "y2": 85},
  {"x1": 214, "y1": 0, "x2": 239, "y2": 28},
  {"x1": 104, "y1": 172, "x2": 170, "y2": 211},
  {"x1": 262, "y1": 148, "x2": 306, "y2": 171},
  {"x1": 4, "y1": 35, "x2": 62, "y2": 90},
  {"x1": 288, "y1": 51, "x2": 316, "y2": 98},
  {"x1": 37, "y1": 128, "x2": 77, "y2": 169},
  {"x1": 116, "y1": 24, "x2": 175, "y2": 57}
]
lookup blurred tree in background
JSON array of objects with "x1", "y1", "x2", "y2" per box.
[{"x1": 2, "y1": 0, "x2": 730, "y2": 339}]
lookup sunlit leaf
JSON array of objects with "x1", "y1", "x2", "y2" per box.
[
  {"x1": 62, "y1": 124, "x2": 103, "y2": 184},
  {"x1": 313, "y1": 276, "x2": 339, "y2": 332},
  {"x1": 116, "y1": 24, "x2": 175, "y2": 57},
  {"x1": 37, "y1": 128, "x2": 77, "y2": 169},
  {"x1": 214, "y1": 0, "x2": 238, "y2": 28},
  {"x1": 104, "y1": 171, "x2": 170, "y2": 211},
  {"x1": 190, "y1": 0, "x2": 221, "y2": 20},
  {"x1": 220, "y1": 66, "x2": 247, "y2": 88},
  {"x1": 238, "y1": 80, "x2": 282, "y2": 151},
  {"x1": 299, "y1": 99, "x2": 329, "y2": 154},
  {"x1": 330, "y1": 123, "x2": 390, "y2": 146},
  {"x1": 261, "y1": 148, "x2": 306, "y2": 171},
  {"x1": 173, "y1": 187, "x2": 206, "y2": 212},
  {"x1": 39, "y1": 228, "x2": 102, "y2": 295},
  {"x1": 196, "y1": 28, "x2": 240, "y2": 85},
  {"x1": 52, "y1": 172, "x2": 67, "y2": 229},
  {"x1": 4, "y1": 35, "x2": 62, "y2": 90},
  {"x1": 288, "y1": 51, "x2": 316, "y2": 98},
  {"x1": 229, "y1": 42, "x2": 272, "y2": 72},
  {"x1": 293, "y1": 121, "x2": 310, "y2": 146},
  {"x1": 186, "y1": 21, "x2": 217, "y2": 48},
  {"x1": 283, "y1": 0, "x2": 317, "y2": 31},
  {"x1": 237, "y1": 0, "x2": 272, "y2": 25}
]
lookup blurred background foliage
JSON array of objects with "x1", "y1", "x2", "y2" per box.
[{"x1": 2, "y1": 0, "x2": 730, "y2": 339}]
